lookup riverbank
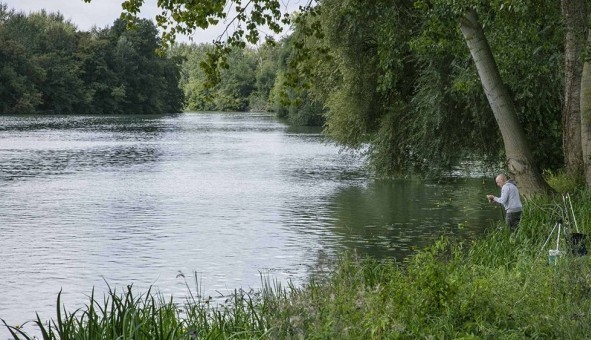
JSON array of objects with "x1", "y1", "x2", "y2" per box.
[{"x1": 4, "y1": 184, "x2": 591, "y2": 339}]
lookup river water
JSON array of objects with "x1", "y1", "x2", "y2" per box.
[{"x1": 0, "y1": 112, "x2": 499, "y2": 337}]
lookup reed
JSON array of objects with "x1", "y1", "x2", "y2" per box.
[{"x1": 3, "y1": 284, "x2": 187, "y2": 340}]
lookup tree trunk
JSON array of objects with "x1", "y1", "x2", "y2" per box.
[
  {"x1": 561, "y1": 0, "x2": 586, "y2": 178},
  {"x1": 580, "y1": 31, "x2": 591, "y2": 186},
  {"x1": 459, "y1": 9, "x2": 551, "y2": 196}
]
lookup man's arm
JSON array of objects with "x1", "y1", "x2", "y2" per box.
[{"x1": 493, "y1": 185, "x2": 509, "y2": 205}]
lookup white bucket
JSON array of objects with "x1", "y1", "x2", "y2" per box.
[{"x1": 548, "y1": 249, "x2": 561, "y2": 265}]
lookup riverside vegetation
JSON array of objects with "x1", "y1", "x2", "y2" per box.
[
  {"x1": 4, "y1": 1, "x2": 591, "y2": 337},
  {"x1": 4, "y1": 174, "x2": 591, "y2": 339}
]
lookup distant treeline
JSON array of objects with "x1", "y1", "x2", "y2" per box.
[
  {"x1": 0, "y1": 4, "x2": 323, "y2": 126},
  {"x1": 171, "y1": 39, "x2": 324, "y2": 127},
  {"x1": 0, "y1": 5, "x2": 184, "y2": 115}
]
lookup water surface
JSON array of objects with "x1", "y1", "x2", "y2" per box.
[{"x1": 0, "y1": 113, "x2": 500, "y2": 337}]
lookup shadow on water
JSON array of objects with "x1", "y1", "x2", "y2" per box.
[
  {"x1": 284, "y1": 125, "x2": 324, "y2": 134},
  {"x1": 0, "y1": 114, "x2": 178, "y2": 132},
  {"x1": 0, "y1": 115, "x2": 174, "y2": 182},
  {"x1": 1, "y1": 146, "x2": 163, "y2": 180},
  {"x1": 297, "y1": 177, "x2": 501, "y2": 263}
]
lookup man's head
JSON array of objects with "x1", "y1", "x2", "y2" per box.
[{"x1": 495, "y1": 174, "x2": 507, "y2": 188}]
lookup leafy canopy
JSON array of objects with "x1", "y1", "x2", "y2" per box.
[{"x1": 84, "y1": 0, "x2": 314, "y2": 85}]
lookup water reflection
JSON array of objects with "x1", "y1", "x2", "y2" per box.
[
  {"x1": 0, "y1": 114, "x2": 176, "y2": 131},
  {"x1": 322, "y1": 178, "x2": 499, "y2": 259},
  {"x1": 0, "y1": 145, "x2": 162, "y2": 181}
]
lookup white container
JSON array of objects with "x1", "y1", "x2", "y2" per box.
[{"x1": 548, "y1": 249, "x2": 561, "y2": 265}]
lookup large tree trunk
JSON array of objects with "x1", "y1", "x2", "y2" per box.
[
  {"x1": 459, "y1": 9, "x2": 551, "y2": 196},
  {"x1": 561, "y1": 0, "x2": 586, "y2": 178},
  {"x1": 580, "y1": 31, "x2": 591, "y2": 186}
]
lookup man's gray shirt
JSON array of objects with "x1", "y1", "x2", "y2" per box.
[{"x1": 493, "y1": 181, "x2": 522, "y2": 213}]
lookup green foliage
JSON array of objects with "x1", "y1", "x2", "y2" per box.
[
  {"x1": 0, "y1": 7, "x2": 184, "y2": 115},
  {"x1": 544, "y1": 170, "x2": 586, "y2": 194},
  {"x1": 104, "y1": 18, "x2": 184, "y2": 114},
  {"x1": 270, "y1": 69, "x2": 325, "y2": 126},
  {"x1": 483, "y1": 1, "x2": 564, "y2": 170},
  {"x1": 172, "y1": 43, "x2": 216, "y2": 111},
  {"x1": 249, "y1": 42, "x2": 282, "y2": 112},
  {"x1": 110, "y1": 0, "x2": 295, "y2": 86},
  {"x1": 0, "y1": 28, "x2": 44, "y2": 114},
  {"x1": 310, "y1": 0, "x2": 428, "y2": 173},
  {"x1": 172, "y1": 44, "x2": 263, "y2": 112},
  {"x1": 172, "y1": 40, "x2": 309, "y2": 115},
  {"x1": 0, "y1": 11, "x2": 82, "y2": 114},
  {"x1": 214, "y1": 49, "x2": 257, "y2": 111},
  {"x1": 276, "y1": 0, "x2": 565, "y2": 175},
  {"x1": 268, "y1": 32, "x2": 327, "y2": 126}
]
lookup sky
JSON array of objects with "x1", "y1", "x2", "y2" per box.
[{"x1": 2, "y1": 0, "x2": 303, "y2": 44}]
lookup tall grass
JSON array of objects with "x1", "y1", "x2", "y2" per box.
[
  {"x1": 3, "y1": 285, "x2": 186, "y2": 340},
  {"x1": 4, "y1": 189, "x2": 591, "y2": 339}
]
